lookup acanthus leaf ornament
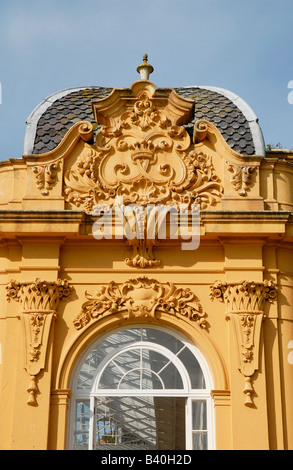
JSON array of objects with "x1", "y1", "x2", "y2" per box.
[
  {"x1": 226, "y1": 161, "x2": 257, "y2": 196},
  {"x1": 73, "y1": 277, "x2": 207, "y2": 330},
  {"x1": 6, "y1": 278, "x2": 72, "y2": 405},
  {"x1": 32, "y1": 159, "x2": 61, "y2": 195},
  {"x1": 210, "y1": 279, "x2": 277, "y2": 406}
]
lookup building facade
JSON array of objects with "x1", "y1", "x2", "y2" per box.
[{"x1": 0, "y1": 57, "x2": 293, "y2": 450}]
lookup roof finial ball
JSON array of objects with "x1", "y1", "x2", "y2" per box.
[{"x1": 136, "y1": 54, "x2": 154, "y2": 80}]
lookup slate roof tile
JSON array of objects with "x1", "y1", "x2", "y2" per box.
[{"x1": 31, "y1": 85, "x2": 256, "y2": 156}]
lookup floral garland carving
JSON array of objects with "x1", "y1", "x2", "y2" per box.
[
  {"x1": 7, "y1": 278, "x2": 72, "y2": 405},
  {"x1": 210, "y1": 280, "x2": 277, "y2": 406},
  {"x1": 73, "y1": 277, "x2": 206, "y2": 330}
]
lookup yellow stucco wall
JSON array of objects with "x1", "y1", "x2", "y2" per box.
[{"x1": 0, "y1": 80, "x2": 293, "y2": 450}]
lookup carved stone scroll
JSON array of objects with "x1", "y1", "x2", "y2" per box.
[
  {"x1": 73, "y1": 277, "x2": 207, "y2": 330},
  {"x1": 210, "y1": 280, "x2": 277, "y2": 406},
  {"x1": 6, "y1": 278, "x2": 72, "y2": 405}
]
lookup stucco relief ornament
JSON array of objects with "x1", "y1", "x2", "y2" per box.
[
  {"x1": 62, "y1": 72, "x2": 223, "y2": 269},
  {"x1": 63, "y1": 74, "x2": 223, "y2": 267},
  {"x1": 210, "y1": 280, "x2": 277, "y2": 406},
  {"x1": 6, "y1": 278, "x2": 72, "y2": 405},
  {"x1": 73, "y1": 277, "x2": 207, "y2": 330},
  {"x1": 226, "y1": 161, "x2": 257, "y2": 196},
  {"x1": 32, "y1": 159, "x2": 61, "y2": 195},
  {"x1": 64, "y1": 99, "x2": 223, "y2": 212},
  {"x1": 30, "y1": 121, "x2": 94, "y2": 197}
]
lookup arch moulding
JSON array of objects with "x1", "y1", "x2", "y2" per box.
[{"x1": 54, "y1": 278, "x2": 229, "y2": 393}]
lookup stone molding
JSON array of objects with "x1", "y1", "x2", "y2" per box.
[
  {"x1": 6, "y1": 278, "x2": 72, "y2": 405},
  {"x1": 210, "y1": 280, "x2": 277, "y2": 405}
]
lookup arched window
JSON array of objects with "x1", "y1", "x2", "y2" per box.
[{"x1": 68, "y1": 326, "x2": 215, "y2": 450}]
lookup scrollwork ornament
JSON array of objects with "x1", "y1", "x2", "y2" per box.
[
  {"x1": 63, "y1": 91, "x2": 224, "y2": 213},
  {"x1": 73, "y1": 277, "x2": 207, "y2": 330}
]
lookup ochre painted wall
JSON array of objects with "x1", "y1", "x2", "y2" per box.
[{"x1": 1, "y1": 81, "x2": 293, "y2": 450}]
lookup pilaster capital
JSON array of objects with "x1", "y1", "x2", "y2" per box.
[
  {"x1": 6, "y1": 278, "x2": 72, "y2": 405},
  {"x1": 210, "y1": 279, "x2": 277, "y2": 406}
]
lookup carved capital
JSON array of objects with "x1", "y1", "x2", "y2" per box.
[
  {"x1": 209, "y1": 279, "x2": 277, "y2": 313},
  {"x1": 7, "y1": 278, "x2": 72, "y2": 405},
  {"x1": 7, "y1": 278, "x2": 72, "y2": 310},
  {"x1": 210, "y1": 280, "x2": 277, "y2": 406},
  {"x1": 73, "y1": 277, "x2": 207, "y2": 330}
]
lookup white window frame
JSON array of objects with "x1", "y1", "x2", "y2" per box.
[{"x1": 67, "y1": 325, "x2": 215, "y2": 450}]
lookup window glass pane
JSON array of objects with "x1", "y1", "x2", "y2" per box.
[
  {"x1": 77, "y1": 347, "x2": 105, "y2": 389},
  {"x1": 141, "y1": 369, "x2": 163, "y2": 389},
  {"x1": 141, "y1": 349, "x2": 169, "y2": 373},
  {"x1": 99, "y1": 361, "x2": 123, "y2": 389},
  {"x1": 192, "y1": 400, "x2": 207, "y2": 430},
  {"x1": 192, "y1": 432, "x2": 208, "y2": 450},
  {"x1": 95, "y1": 396, "x2": 157, "y2": 450},
  {"x1": 159, "y1": 362, "x2": 184, "y2": 389},
  {"x1": 77, "y1": 330, "x2": 142, "y2": 389},
  {"x1": 76, "y1": 328, "x2": 206, "y2": 392},
  {"x1": 115, "y1": 349, "x2": 141, "y2": 372},
  {"x1": 73, "y1": 400, "x2": 90, "y2": 450},
  {"x1": 119, "y1": 370, "x2": 141, "y2": 389},
  {"x1": 142, "y1": 328, "x2": 184, "y2": 354},
  {"x1": 71, "y1": 328, "x2": 212, "y2": 450},
  {"x1": 178, "y1": 347, "x2": 206, "y2": 389},
  {"x1": 99, "y1": 348, "x2": 184, "y2": 390},
  {"x1": 99, "y1": 329, "x2": 141, "y2": 354},
  {"x1": 119, "y1": 369, "x2": 163, "y2": 390},
  {"x1": 94, "y1": 396, "x2": 185, "y2": 450}
]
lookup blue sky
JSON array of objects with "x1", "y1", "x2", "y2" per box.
[{"x1": 0, "y1": 0, "x2": 293, "y2": 160}]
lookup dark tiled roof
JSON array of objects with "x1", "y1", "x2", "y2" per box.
[
  {"x1": 32, "y1": 87, "x2": 112, "y2": 154},
  {"x1": 176, "y1": 87, "x2": 255, "y2": 155},
  {"x1": 31, "y1": 85, "x2": 256, "y2": 155}
]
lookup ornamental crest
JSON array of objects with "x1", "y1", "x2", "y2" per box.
[
  {"x1": 63, "y1": 81, "x2": 223, "y2": 212},
  {"x1": 73, "y1": 277, "x2": 207, "y2": 330}
]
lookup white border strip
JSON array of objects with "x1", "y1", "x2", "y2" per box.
[{"x1": 23, "y1": 87, "x2": 90, "y2": 154}]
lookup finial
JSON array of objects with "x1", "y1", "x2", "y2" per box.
[{"x1": 136, "y1": 54, "x2": 154, "y2": 80}]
